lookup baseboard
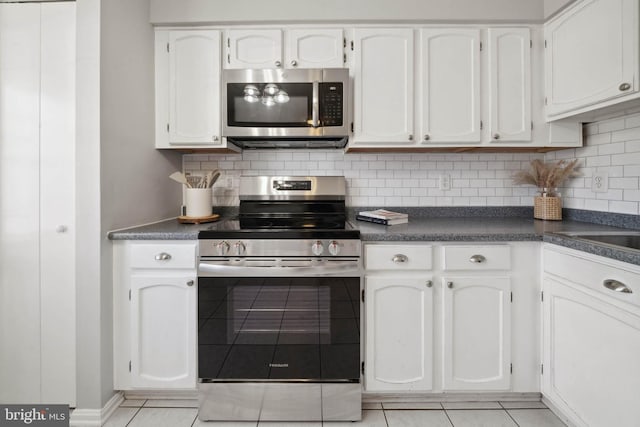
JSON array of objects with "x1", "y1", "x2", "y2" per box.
[
  {"x1": 70, "y1": 392, "x2": 124, "y2": 427},
  {"x1": 363, "y1": 391, "x2": 542, "y2": 403},
  {"x1": 123, "y1": 389, "x2": 198, "y2": 400},
  {"x1": 541, "y1": 396, "x2": 581, "y2": 427}
]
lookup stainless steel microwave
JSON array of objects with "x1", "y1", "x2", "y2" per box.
[{"x1": 222, "y1": 68, "x2": 350, "y2": 148}]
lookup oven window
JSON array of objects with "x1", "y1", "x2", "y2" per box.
[
  {"x1": 227, "y1": 83, "x2": 313, "y2": 127},
  {"x1": 198, "y1": 277, "x2": 360, "y2": 381}
]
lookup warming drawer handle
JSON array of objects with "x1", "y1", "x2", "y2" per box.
[
  {"x1": 392, "y1": 254, "x2": 408, "y2": 264},
  {"x1": 603, "y1": 279, "x2": 633, "y2": 294},
  {"x1": 469, "y1": 254, "x2": 486, "y2": 263},
  {"x1": 155, "y1": 252, "x2": 172, "y2": 261}
]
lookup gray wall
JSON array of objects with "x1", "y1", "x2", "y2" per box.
[
  {"x1": 544, "y1": 0, "x2": 576, "y2": 19},
  {"x1": 150, "y1": 0, "x2": 544, "y2": 24}
]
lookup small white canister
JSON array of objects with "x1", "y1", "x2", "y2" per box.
[{"x1": 185, "y1": 188, "x2": 213, "y2": 217}]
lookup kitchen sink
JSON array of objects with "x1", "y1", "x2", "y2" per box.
[{"x1": 555, "y1": 231, "x2": 640, "y2": 251}]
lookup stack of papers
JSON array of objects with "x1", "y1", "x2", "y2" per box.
[{"x1": 356, "y1": 209, "x2": 408, "y2": 226}]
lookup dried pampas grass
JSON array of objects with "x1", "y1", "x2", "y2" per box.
[{"x1": 512, "y1": 159, "x2": 581, "y2": 193}]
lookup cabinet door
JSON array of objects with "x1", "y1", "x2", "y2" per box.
[
  {"x1": 285, "y1": 28, "x2": 344, "y2": 68},
  {"x1": 352, "y1": 28, "x2": 414, "y2": 144},
  {"x1": 419, "y1": 29, "x2": 480, "y2": 144},
  {"x1": 226, "y1": 29, "x2": 283, "y2": 69},
  {"x1": 130, "y1": 275, "x2": 196, "y2": 388},
  {"x1": 488, "y1": 28, "x2": 531, "y2": 142},
  {"x1": 545, "y1": 0, "x2": 638, "y2": 116},
  {"x1": 543, "y1": 276, "x2": 640, "y2": 427},
  {"x1": 442, "y1": 277, "x2": 511, "y2": 390},
  {"x1": 365, "y1": 275, "x2": 433, "y2": 391}
]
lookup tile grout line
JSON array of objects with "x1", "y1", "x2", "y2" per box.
[
  {"x1": 503, "y1": 407, "x2": 522, "y2": 427},
  {"x1": 123, "y1": 405, "x2": 144, "y2": 427},
  {"x1": 381, "y1": 408, "x2": 391, "y2": 427},
  {"x1": 442, "y1": 408, "x2": 455, "y2": 427}
]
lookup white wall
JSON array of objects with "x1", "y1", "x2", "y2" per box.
[
  {"x1": 548, "y1": 112, "x2": 640, "y2": 215},
  {"x1": 150, "y1": 0, "x2": 544, "y2": 24},
  {"x1": 99, "y1": 0, "x2": 182, "y2": 407}
]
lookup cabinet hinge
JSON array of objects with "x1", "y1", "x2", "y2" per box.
[
  {"x1": 343, "y1": 53, "x2": 347, "y2": 64},
  {"x1": 350, "y1": 40, "x2": 354, "y2": 51},
  {"x1": 351, "y1": 122, "x2": 354, "y2": 133},
  {"x1": 227, "y1": 38, "x2": 230, "y2": 48},
  {"x1": 544, "y1": 40, "x2": 547, "y2": 48},
  {"x1": 166, "y1": 42, "x2": 170, "y2": 53},
  {"x1": 361, "y1": 289, "x2": 365, "y2": 302},
  {"x1": 531, "y1": 121, "x2": 534, "y2": 130},
  {"x1": 530, "y1": 39, "x2": 532, "y2": 49},
  {"x1": 128, "y1": 289, "x2": 131, "y2": 301},
  {"x1": 544, "y1": 97, "x2": 548, "y2": 106},
  {"x1": 227, "y1": 53, "x2": 230, "y2": 64},
  {"x1": 510, "y1": 363, "x2": 513, "y2": 374},
  {"x1": 541, "y1": 363, "x2": 544, "y2": 375},
  {"x1": 480, "y1": 120, "x2": 483, "y2": 130},
  {"x1": 343, "y1": 37, "x2": 347, "y2": 48},
  {"x1": 166, "y1": 123, "x2": 170, "y2": 133},
  {"x1": 129, "y1": 360, "x2": 132, "y2": 372},
  {"x1": 541, "y1": 291, "x2": 544, "y2": 302},
  {"x1": 510, "y1": 292, "x2": 513, "y2": 303},
  {"x1": 361, "y1": 361, "x2": 365, "y2": 374},
  {"x1": 479, "y1": 41, "x2": 483, "y2": 51}
]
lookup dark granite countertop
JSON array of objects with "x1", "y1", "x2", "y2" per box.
[{"x1": 107, "y1": 208, "x2": 640, "y2": 265}]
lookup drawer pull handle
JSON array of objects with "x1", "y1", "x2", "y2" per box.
[
  {"x1": 447, "y1": 281, "x2": 454, "y2": 289},
  {"x1": 469, "y1": 254, "x2": 486, "y2": 263},
  {"x1": 426, "y1": 280, "x2": 433, "y2": 288},
  {"x1": 187, "y1": 280, "x2": 195, "y2": 287},
  {"x1": 392, "y1": 254, "x2": 408, "y2": 263},
  {"x1": 155, "y1": 252, "x2": 172, "y2": 261},
  {"x1": 603, "y1": 279, "x2": 632, "y2": 294}
]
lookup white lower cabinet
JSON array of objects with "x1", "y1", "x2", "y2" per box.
[
  {"x1": 365, "y1": 275, "x2": 433, "y2": 391},
  {"x1": 114, "y1": 240, "x2": 198, "y2": 390},
  {"x1": 442, "y1": 276, "x2": 511, "y2": 390},
  {"x1": 543, "y1": 245, "x2": 640, "y2": 427}
]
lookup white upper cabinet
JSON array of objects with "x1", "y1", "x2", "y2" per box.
[
  {"x1": 225, "y1": 29, "x2": 283, "y2": 69},
  {"x1": 352, "y1": 28, "x2": 415, "y2": 144},
  {"x1": 442, "y1": 276, "x2": 511, "y2": 390},
  {"x1": 488, "y1": 28, "x2": 531, "y2": 142},
  {"x1": 155, "y1": 29, "x2": 223, "y2": 148},
  {"x1": 419, "y1": 29, "x2": 481, "y2": 144},
  {"x1": 545, "y1": 0, "x2": 639, "y2": 118},
  {"x1": 285, "y1": 28, "x2": 345, "y2": 68}
]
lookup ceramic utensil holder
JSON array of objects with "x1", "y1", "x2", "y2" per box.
[{"x1": 185, "y1": 188, "x2": 212, "y2": 217}]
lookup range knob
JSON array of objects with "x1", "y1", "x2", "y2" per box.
[
  {"x1": 311, "y1": 240, "x2": 324, "y2": 255},
  {"x1": 328, "y1": 240, "x2": 340, "y2": 256},
  {"x1": 217, "y1": 240, "x2": 230, "y2": 256},
  {"x1": 234, "y1": 241, "x2": 246, "y2": 256}
]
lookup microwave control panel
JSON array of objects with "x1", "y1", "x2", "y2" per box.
[{"x1": 320, "y1": 83, "x2": 343, "y2": 127}]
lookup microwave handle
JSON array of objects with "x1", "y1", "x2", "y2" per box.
[{"x1": 312, "y1": 81, "x2": 319, "y2": 128}]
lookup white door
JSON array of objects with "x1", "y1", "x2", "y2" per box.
[
  {"x1": 545, "y1": 0, "x2": 638, "y2": 116},
  {"x1": 226, "y1": 29, "x2": 283, "y2": 69},
  {"x1": 352, "y1": 28, "x2": 414, "y2": 145},
  {"x1": 365, "y1": 276, "x2": 433, "y2": 391},
  {"x1": 488, "y1": 28, "x2": 531, "y2": 143},
  {"x1": 167, "y1": 30, "x2": 221, "y2": 146},
  {"x1": 442, "y1": 277, "x2": 511, "y2": 390},
  {"x1": 130, "y1": 275, "x2": 197, "y2": 389},
  {"x1": 419, "y1": 29, "x2": 481, "y2": 144},
  {"x1": 0, "y1": 2, "x2": 75, "y2": 405},
  {"x1": 543, "y1": 277, "x2": 640, "y2": 427},
  {"x1": 285, "y1": 28, "x2": 344, "y2": 68}
]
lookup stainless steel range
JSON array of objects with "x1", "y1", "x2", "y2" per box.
[{"x1": 197, "y1": 176, "x2": 361, "y2": 422}]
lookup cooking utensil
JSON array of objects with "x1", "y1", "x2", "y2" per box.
[
  {"x1": 209, "y1": 170, "x2": 221, "y2": 188},
  {"x1": 169, "y1": 171, "x2": 191, "y2": 188}
]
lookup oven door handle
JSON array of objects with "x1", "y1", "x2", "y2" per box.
[{"x1": 198, "y1": 262, "x2": 360, "y2": 276}]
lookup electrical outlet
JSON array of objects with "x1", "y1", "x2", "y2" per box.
[
  {"x1": 592, "y1": 171, "x2": 608, "y2": 193},
  {"x1": 439, "y1": 174, "x2": 451, "y2": 191}
]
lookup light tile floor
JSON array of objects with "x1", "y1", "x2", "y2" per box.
[{"x1": 105, "y1": 399, "x2": 567, "y2": 427}]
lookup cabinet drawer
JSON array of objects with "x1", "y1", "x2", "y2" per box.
[
  {"x1": 442, "y1": 245, "x2": 511, "y2": 270},
  {"x1": 544, "y1": 247, "x2": 640, "y2": 309},
  {"x1": 130, "y1": 243, "x2": 197, "y2": 270},
  {"x1": 365, "y1": 244, "x2": 432, "y2": 270}
]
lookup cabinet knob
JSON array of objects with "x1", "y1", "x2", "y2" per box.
[
  {"x1": 603, "y1": 279, "x2": 632, "y2": 294},
  {"x1": 447, "y1": 281, "x2": 454, "y2": 288},
  {"x1": 619, "y1": 83, "x2": 631, "y2": 91},
  {"x1": 392, "y1": 254, "x2": 408, "y2": 263},
  {"x1": 187, "y1": 280, "x2": 194, "y2": 287},
  {"x1": 408, "y1": 134, "x2": 414, "y2": 141},
  {"x1": 426, "y1": 280, "x2": 433, "y2": 288},
  {"x1": 469, "y1": 254, "x2": 486, "y2": 263},
  {"x1": 424, "y1": 134, "x2": 430, "y2": 141},
  {"x1": 212, "y1": 136, "x2": 219, "y2": 142},
  {"x1": 291, "y1": 60, "x2": 298, "y2": 67},
  {"x1": 275, "y1": 60, "x2": 282, "y2": 67},
  {"x1": 155, "y1": 252, "x2": 172, "y2": 261},
  {"x1": 493, "y1": 133, "x2": 500, "y2": 140}
]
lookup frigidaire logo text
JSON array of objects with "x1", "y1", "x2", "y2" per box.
[
  {"x1": 269, "y1": 363, "x2": 289, "y2": 368},
  {"x1": 3, "y1": 406, "x2": 67, "y2": 425}
]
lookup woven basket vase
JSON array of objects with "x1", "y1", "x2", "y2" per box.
[{"x1": 534, "y1": 195, "x2": 562, "y2": 220}]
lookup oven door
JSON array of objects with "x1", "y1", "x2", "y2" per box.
[{"x1": 198, "y1": 275, "x2": 360, "y2": 382}]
